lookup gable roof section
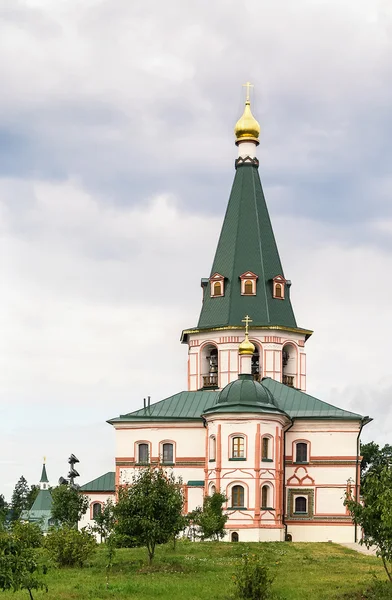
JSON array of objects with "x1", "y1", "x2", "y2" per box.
[
  {"x1": 80, "y1": 471, "x2": 115, "y2": 492},
  {"x1": 30, "y1": 489, "x2": 52, "y2": 512},
  {"x1": 108, "y1": 379, "x2": 368, "y2": 424},
  {"x1": 194, "y1": 163, "x2": 301, "y2": 331}
]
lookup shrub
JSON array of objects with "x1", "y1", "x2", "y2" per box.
[
  {"x1": 233, "y1": 553, "x2": 275, "y2": 600},
  {"x1": 12, "y1": 521, "x2": 43, "y2": 549},
  {"x1": 45, "y1": 526, "x2": 96, "y2": 567}
]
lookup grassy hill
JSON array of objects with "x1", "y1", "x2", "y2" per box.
[{"x1": 3, "y1": 541, "x2": 389, "y2": 599}]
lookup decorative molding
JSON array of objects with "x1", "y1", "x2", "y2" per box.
[{"x1": 235, "y1": 156, "x2": 259, "y2": 168}]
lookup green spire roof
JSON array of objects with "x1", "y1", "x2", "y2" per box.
[
  {"x1": 40, "y1": 463, "x2": 49, "y2": 483},
  {"x1": 188, "y1": 162, "x2": 307, "y2": 333}
]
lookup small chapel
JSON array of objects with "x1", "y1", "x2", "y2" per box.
[{"x1": 79, "y1": 87, "x2": 371, "y2": 543}]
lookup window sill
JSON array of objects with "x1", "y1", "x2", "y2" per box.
[
  {"x1": 162, "y1": 462, "x2": 175, "y2": 466},
  {"x1": 228, "y1": 507, "x2": 247, "y2": 510},
  {"x1": 261, "y1": 458, "x2": 273, "y2": 462},
  {"x1": 261, "y1": 507, "x2": 275, "y2": 511},
  {"x1": 209, "y1": 459, "x2": 216, "y2": 463},
  {"x1": 293, "y1": 461, "x2": 309, "y2": 465},
  {"x1": 135, "y1": 462, "x2": 150, "y2": 466},
  {"x1": 294, "y1": 512, "x2": 308, "y2": 515},
  {"x1": 229, "y1": 457, "x2": 246, "y2": 461}
]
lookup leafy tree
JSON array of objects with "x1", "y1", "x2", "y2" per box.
[
  {"x1": 0, "y1": 496, "x2": 7, "y2": 529},
  {"x1": 10, "y1": 476, "x2": 29, "y2": 522},
  {"x1": 114, "y1": 467, "x2": 184, "y2": 564},
  {"x1": 0, "y1": 531, "x2": 47, "y2": 599},
  {"x1": 189, "y1": 492, "x2": 228, "y2": 541},
  {"x1": 45, "y1": 526, "x2": 96, "y2": 567},
  {"x1": 345, "y1": 465, "x2": 392, "y2": 583},
  {"x1": 51, "y1": 485, "x2": 89, "y2": 528},
  {"x1": 92, "y1": 499, "x2": 115, "y2": 543},
  {"x1": 233, "y1": 553, "x2": 275, "y2": 600},
  {"x1": 11, "y1": 521, "x2": 43, "y2": 549},
  {"x1": 361, "y1": 442, "x2": 392, "y2": 485},
  {"x1": 26, "y1": 486, "x2": 40, "y2": 511}
]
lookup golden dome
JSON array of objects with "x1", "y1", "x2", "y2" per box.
[
  {"x1": 239, "y1": 333, "x2": 255, "y2": 356},
  {"x1": 234, "y1": 99, "x2": 260, "y2": 144}
]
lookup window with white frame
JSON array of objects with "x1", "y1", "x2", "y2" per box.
[
  {"x1": 137, "y1": 443, "x2": 149, "y2": 464},
  {"x1": 261, "y1": 485, "x2": 272, "y2": 509},
  {"x1": 232, "y1": 436, "x2": 245, "y2": 459},
  {"x1": 162, "y1": 443, "x2": 174, "y2": 464},
  {"x1": 261, "y1": 437, "x2": 271, "y2": 461},
  {"x1": 231, "y1": 485, "x2": 245, "y2": 508},
  {"x1": 294, "y1": 496, "x2": 307, "y2": 514},
  {"x1": 209, "y1": 435, "x2": 216, "y2": 461},
  {"x1": 295, "y1": 442, "x2": 308, "y2": 463},
  {"x1": 92, "y1": 502, "x2": 102, "y2": 518}
]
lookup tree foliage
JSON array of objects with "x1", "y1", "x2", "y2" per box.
[
  {"x1": 45, "y1": 526, "x2": 96, "y2": 567},
  {"x1": 361, "y1": 442, "x2": 392, "y2": 485},
  {"x1": 0, "y1": 531, "x2": 47, "y2": 600},
  {"x1": 11, "y1": 521, "x2": 43, "y2": 549},
  {"x1": 345, "y1": 465, "x2": 392, "y2": 583},
  {"x1": 0, "y1": 496, "x2": 7, "y2": 529},
  {"x1": 10, "y1": 476, "x2": 29, "y2": 522},
  {"x1": 26, "y1": 486, "x2": 40, "y2": 511},
  {"x1": 188, "y1": 492, "x2": 228, "y2": 541},
  {"x1": 51, "y1": 485, "x2": 89, "y2": 528},
  {"x1": 114, "y1": 467, "x2": 184, "y2": 564},
  {"x1": 91, "y1": 499, "x2": 115, "y2": 543}
]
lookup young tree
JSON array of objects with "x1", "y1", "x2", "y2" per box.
[
  {"x1": 190, "y1": 492, "x2": 228, "y2": 541},
  {"x1": 51, "y1": 485, "x2": 89, "y2": 528},
  {"x1": 10, "y1": 476, "x2": 29, "y2": 522},
  {"x1": 92, "y1": 499, "x2": 115, "y2": 543},
  {"x1": 345, "y1": 465, "x2": 392, "y2": 583},
  {"x1": 114, "y1": 467, "x2": 184, "y2": 564},
  {"x1": 0, "y1": 532, "x2": 47, "y2": 600},
  {"x1": 361, "y1": 442, "x2": 392, "y2": 485}
]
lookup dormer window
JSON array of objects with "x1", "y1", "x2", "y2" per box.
[
  {"x1": 210, "y1": 273, "x2": 225, "y2": 297},
  {"x1": 240, "y1": 271, "x2": 258, "y2": 296},
  {"x1": 273, "y1": 275, "x2": 286, "y2": 300}
]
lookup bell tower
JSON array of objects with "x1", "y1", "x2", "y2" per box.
[{"x1": 181, "y1": 85, "x2": 312, "y2": 391}]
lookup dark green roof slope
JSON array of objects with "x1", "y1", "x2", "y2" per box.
[
  {"x1": 30, "y1": 489, "x2": 52, "y2": 512},
  {"x1": 196, "y1": 163, "x2": 298, "y2": 330},
  {"x1": 109, "y1": 379, "x2": 368, "y2": 423},
  {"x1": 40, "y1": 464, "x2": 49, "y2": 483},
  {"x1": 80, "y1": 472, "x2": 115, "y2": 492}
]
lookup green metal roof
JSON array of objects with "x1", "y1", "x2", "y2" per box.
[
  {"x1": 30, "y1": 489, "x2": 52, "y2": 512},
  {"x1": 183, "y1": 163, "x2": 307, "y2": 334},
  {"x1": 80, "y1": 471, "x2": 115, "y2": 492},
  {"x1": 109, "y1": 378, "x2": 368, "y2": 423},
  {"x1": 40, "y1": 463, "x2": 49, "y2": 483}
]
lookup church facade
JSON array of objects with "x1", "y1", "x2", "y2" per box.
[{"x1": 80, "y1": 90, "x2": 371, "y2": 543}]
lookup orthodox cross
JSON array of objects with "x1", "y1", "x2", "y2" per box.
[
  {"x1": 242, "y1": 81, "x2": 254, "y2": 102},
  {"x1": 242, "y1": 314, "x2": 252, "y2": 336}
]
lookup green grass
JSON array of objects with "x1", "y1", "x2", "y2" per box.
[{"x1": 3, "y1": 541, "x2": 389, "y2": 600}]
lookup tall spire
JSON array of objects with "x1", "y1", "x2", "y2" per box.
[
  {"x1": 196, "y1": 87, "x2": 300, "y2": 332},
  {"x1": 39, "y1": 459, "x2": 49, "y2": 490}
]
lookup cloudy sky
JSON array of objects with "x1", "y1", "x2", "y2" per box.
[{"x1": 1, "y1": 0, "x2": 391, "y2": 500}]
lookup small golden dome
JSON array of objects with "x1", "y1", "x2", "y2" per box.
[
  {"x1": 239, "y1": 333, "x2": 255, "y2": 356},
  {"x1": 234, "y1": 99, "x2": 260, "y2": 144}
]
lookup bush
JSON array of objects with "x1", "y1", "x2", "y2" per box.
[
  {"x1": 45, "y1": 526, "x2": 97, "y2": 567},
  {"x1": 12, "y1": 521, "x2": 43, "y2": 548},
  {"x1": 233, "y1": 553, "x2": 275, "y2": 600}
]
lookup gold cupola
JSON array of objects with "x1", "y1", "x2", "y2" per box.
[
  {"x1": 239, "y1": 332, "x2": 255, "y2": 356},
  {"x1": 234, "y1": 83, "x2": 260, "y2": 145}
]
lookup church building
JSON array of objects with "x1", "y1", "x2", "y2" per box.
[{"x1": 80, "y1": 88, "x2": 371, "y2": 543}]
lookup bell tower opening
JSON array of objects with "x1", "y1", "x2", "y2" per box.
[
  {"x1": 201, "y1": 344, "x2": 219, "y2": 389},
  {"x1": 251, "y1": 344, "x2": 261, "y2": 381},
  {"x1": 282, "y1": 343, "x2": 297, "y2": 387}
]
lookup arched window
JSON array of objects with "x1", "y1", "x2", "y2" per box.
[
  {"x1": 138, "y1": 443, "x2": 149, "y2": 464},
  {"x1": 232, "y1": 436, "x2": 245, "y2": 458},
  {"x1": 295, "y1": 443, "x2": 308, "y2": 463},
  {"x1": 231, "y1": 532, "x2": 239, "y2": 542},
  {"x1": 262, "y1": 437, "x2": 270, "y2": 460},
  {"x1": 251, "y1": 345, "x2": 260, "y2": 380},
  {"x1": 162, "y1": 443, "x2": 174, "y2": 463},
  {"x1": 92, "y1": 503, "x2": 102, "y2": 518},
  {"x1": 209, "y1": 436, "x2": 216, "y2": 461},
  {"x1": 210, "y1": 484, "x2": 216, "y2": 495},
  {"x1": 282, "y1": 343, "x2": 296, "y2": 387},
  {"x1": 261, "y1": 485, "x2": 270, "y2": 509},
  {"x1": 244, "y1": 280, "x2": 253, "y2": 295},
  {"x1": 232, "y1": 485, "x2": 245, "y2": 508},
  {"x1": 295, "y1": 496, "x2": 307, "y2": 513},
  {"x1": 213, "y1": 281, "x2": 222, "y2": 296},
  {"x1": 275, "y1": 284, "x2": 282, "y2": 298}
]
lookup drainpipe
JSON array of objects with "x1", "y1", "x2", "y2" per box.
[
  {"x1": 282, "y1": 419, "x2": 294, "y2": 541},
  {"x1": 354, "y1": 417, "x2": 365, "y2": 543}
]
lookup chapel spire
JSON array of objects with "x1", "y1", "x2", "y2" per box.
[{"x1": 193, "y1": 87, "x2": 303, "y2": 333}]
